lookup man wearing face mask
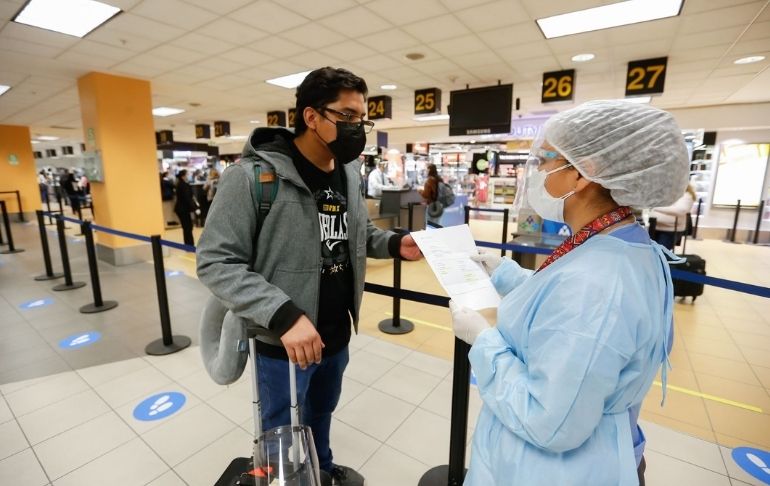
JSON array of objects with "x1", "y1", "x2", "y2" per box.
[{"x1": 197, "y1": 67, "x2": 421, "y2": 485}]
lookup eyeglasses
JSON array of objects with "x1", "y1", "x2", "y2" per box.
[{"x1": 319, "y1": 107, "x2": 375, "y2": 134}]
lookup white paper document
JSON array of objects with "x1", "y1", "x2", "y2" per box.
[{"x1": 410, "y1": 224, "x2": 501, "y2": 310}]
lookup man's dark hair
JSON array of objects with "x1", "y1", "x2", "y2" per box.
[{"x1": 294, "y1": 67, "x2": 368, "y2": 135}]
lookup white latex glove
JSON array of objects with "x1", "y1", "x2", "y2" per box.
[
  {"x1": 195, "y1": 209, "x2": 201, "y2": 215},
  {"x1": 470, "y1": 252, "x2": 503, "y2": 277},
  {"x1": 449, "y1": 300, "x2": 490, "y2": 345}
]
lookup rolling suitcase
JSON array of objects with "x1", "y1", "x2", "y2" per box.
[
  {"x1": 671, "y1": 215, "x2": 706, "y2": 303},
  {"x1": 214, "y1": 337, "x2": 324, "y2": 486}
]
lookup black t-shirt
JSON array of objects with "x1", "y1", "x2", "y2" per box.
[{"x1": 293, "y1": 143, "x2": 353, "y2": 356}]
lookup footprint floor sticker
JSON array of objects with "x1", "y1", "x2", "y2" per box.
[
  {"x1": 133, "y1": 392, "x2": 186, "y2": 421},
  {"x1": 58, "y1": 331, "x2": 101, "y2": 349}
]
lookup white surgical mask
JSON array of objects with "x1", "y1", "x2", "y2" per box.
[{"x1": 526, "y1": 164, "x2": 575, "y2": 223}]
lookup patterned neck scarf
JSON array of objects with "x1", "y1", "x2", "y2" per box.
[{"x1": 537, "y1": 206, "x2": 633, "y2": 273}]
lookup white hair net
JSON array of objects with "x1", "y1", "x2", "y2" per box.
[{"x1": 542, "y1": 100, "x2": 689, "y2": 208}]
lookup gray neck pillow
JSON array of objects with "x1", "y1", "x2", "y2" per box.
[{"x1": 199, "y1": 295, "x2": 248, "y2": 385}]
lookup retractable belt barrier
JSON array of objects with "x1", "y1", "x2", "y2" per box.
[{"x1": 27, "y1": 211, "x2": 768, "y2": 486}]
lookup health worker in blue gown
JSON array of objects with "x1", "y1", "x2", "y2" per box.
[{"x1": 451, "y1": 100, "x2": 690, "y2": 486}]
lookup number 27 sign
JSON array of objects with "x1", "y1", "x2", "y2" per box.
[{"x1": 625, "y1": 57, "x2": 668, "y2": 96}]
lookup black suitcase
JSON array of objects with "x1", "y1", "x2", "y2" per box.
[{"x1": 671, "y1": 254, "x2": 706, "y2": 302}]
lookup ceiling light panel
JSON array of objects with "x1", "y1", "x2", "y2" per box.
[
  {"x1": 13, "y1": 0, "x2": 121, "y2": 38},
  {"x1": 152, "y1": 107, "x2": 185, "y2": 117},
  {"x1": 0, "y1": 85, "x2": 10, "y2": 96},
  {"x1": 265, "y1": 71, "x2": 312, "y2": 89},
  {"x1": 537, "y1": 0, "x2": 683, "y2": 39}
]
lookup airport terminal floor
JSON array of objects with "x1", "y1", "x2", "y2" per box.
[{"x1": 0, "y1": 211, "x2": 768, "y2": 486}]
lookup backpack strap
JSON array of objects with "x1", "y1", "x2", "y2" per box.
[{"x1": 253, "y1": 162, "x2": 278, "y2": 236}]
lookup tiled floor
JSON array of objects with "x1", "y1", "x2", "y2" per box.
[{"x1": 1, "y1": 214, "x2": 769, "y2": 485}]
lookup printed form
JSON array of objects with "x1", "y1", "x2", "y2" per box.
[{"x1": 410, "y1": 224, "x2": 501, "y2": 310}]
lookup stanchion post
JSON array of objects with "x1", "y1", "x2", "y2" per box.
[
  {"x1": 378, "y1": 229, "x2": 414, "y2": 335},
  {"x1": 728, "y1": 200, "x2": 741, "y2": 243},
  {"x1": 693, "y1": 198, "x2": 703, "y2": 239},
  {"x1": 45, "y1": 196, "x2": 55, "y2": 225},
  {"x1": 418, "y1": 337, "x2": 471, "y2": 486},
  {"x1": 15, "y1": 190, "x2": 24, "y2": 222},
  {"x1": 75, "y1": 206, "x2": 84, "y2": 236},
  {"x1": 145, "y1": 235, "x2": 191, "y2": 355},
  {"x1": 52, "y1": 215, "x2": 85, "y2": 291},
  {"x1": 408, "y1": 202, "x2": 414, "y2": 232},
  {"x1": 464, "y1": 205, "x2": 470, "y2": 225},
  {"x1": 752, "y1": 200, "x2": 764, "y2": 245},
  {"x1": 79, "y1": 221, "x2": 118, "y2": 313},
  {"x1": 34, "y1": 210, "x2": 63, "y2": 281},
  {"x1": 501, "y1": 208, "x2": 510, "y2": 258},
  {"x1": 0, "y1": 205, "x2": 4, "y2": 246},
  {"x1": 0, "y1": 201, "x2": 24, "y2": 254}
]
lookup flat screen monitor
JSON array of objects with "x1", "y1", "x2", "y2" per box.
[{"x1": 449, "y1": 84, "x2": 513, "y2": 136}]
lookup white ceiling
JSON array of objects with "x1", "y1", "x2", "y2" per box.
[{"x1": 0, "y1": 0, "x2": 769, "y2": 144}]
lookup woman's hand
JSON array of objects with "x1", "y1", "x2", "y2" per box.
[
  {"x1": 450, "y1": 301, "x2": 490, "y2": 345},
  {"x1": 471, "y1": 252, "x2": 503, "y2": 276}
]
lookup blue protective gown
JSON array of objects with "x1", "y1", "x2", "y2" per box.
[{"x1": 466, "y1": 231, "x2": 674, "y2": 486}]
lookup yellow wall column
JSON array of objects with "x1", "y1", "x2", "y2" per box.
[
  {"x1": 0, "y1": 125, "x2": 41, "y2": 219},
  {"x1": 77, "y1": 72, "x2": 163, "y2": 265}
]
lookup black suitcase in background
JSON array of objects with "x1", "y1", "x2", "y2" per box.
[
  {"x1": 671, "y1": 254, "x2": 706, "y2": 302},
  {"x1": 671, "y1": 215, "x2": 706, "y2": 302}
]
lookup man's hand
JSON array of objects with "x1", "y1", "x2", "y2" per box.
[
  {"x1": 400, "y1": 234, "x2": 422, "y2": 261},
  {"x1": 280, "y1": 315, "x2": 324, "y2": 369}
]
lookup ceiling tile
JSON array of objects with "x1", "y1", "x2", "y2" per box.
[
  {"x1": 453, "y1": 50, "x2": 506, "y2": 69},
  {"x1": 518, "y1": 0, "x2": 609, "y2": 20},
  {"x1": 112, "y1": 61, "x2": 168, "y2": 79},
  {"x1": 256, "y1": 59, "x2": 307, "y2": 77},
  {"x1": 679, "y1": 2, "x2": 766, "y2": 34},
  {"x1": 414, "y1": 58, "x2": 462, "y2": 76},
  {"x1": 282, "y1": 23, "x2": 346, "y2": 48},
  {"x1": 347, "y1": 53, "x2": 403, "y2": 71},
  {"x1": 189, "y1": 57, "x2": 249, "y2": 75},
  {"x1": 251, "y1": 36, "x2": 307, "y2": 57},
  {"x1": 323, "y1": 40, "x2": 378, "y2": 61},
  {"x1": 365, "y1": 0, "x2": 447, "y2": 25},
  {"x1": 171, "y1": 33, "x2": 237, "y2": 56},
  {"x1": 740, "y1": 20, "x2": 770, "y2": 41},
  {"x1": 281, "y1": 0, "x2": 359, "y2": 19},
  {"x1": 359, "y1": 28, "x2": 421, "y2": 53},
  {"x1": 153, "y1": 71, "x2": 213, "y2": 85},
  {"x1": 286, "y1": 51, "x2": 344, "y2": 69},
  {"x1": 196, "y1": 18, "x2": 270, "y2": 46},
  {"x1": 498, "y1": 40, "x2": 552, "y2": 63},
  {"x1": 440, "y1": 0, "x2": 493, "y2": 10},
  {"x1": 220, "y1": 47, "x2": 275, "y2": 66},
  {"x1": 144, "y1": 44, "x2": 208, "y2": 64},
  {"x1": 402, "y1": 14, "x2": 470, "y2": 43},
  {"x1": 545, "y1": 29, "x2": 610, "y2": 55},
  {"x1": 683, "y1": 0, "x2": 763, "y2": 14},
  {"x1": 455, "y1": 0, "x2": 530, "y2": 31},
  {"x1": 671, "y1": 26, "x2": 744, "y2": 51},
  {"x1": 84, "y1": 29, "x2": 158, "y2": 53},
  {"x1": 431, "y1": 34, "x2": 489, "y2": 58},
  {"x1": 182, "y1": 0, "x2": 254, "y2": 14},
  {"x1": 477, "y1": 21, "x2": 544, "y2": 49},
  {"x1": 97, "y1": 13, "x2": 185, "y2": 42},
  {"x1": 319, "y1": 6, "x2": 392, "y2": 37},
  {"x1": 121, "y1": 52, "x2": 186, "y2": 70},
  {"x1": 711, "y1": 63, "x2": 767, "y2": 78},
  {"x1": 229, "y1": 0, "x2": 309, "y2": 34},
  {"x1": 66, "y1": 40, "x2": 136, "y2": 62},
  {"x1": 0, "y1": 37, "x2": 64, "y2": 58},
  {"x1": 728, "y1": 37, "x2": 770, "y2": 56},
  {"x1": 131, "y1": 0, "x2": 218, "y2": 30},
  {"x1": 195, "y1": 74, "x2": 254, "y2": 91},
  {"x1": 0, "y1": 21, "x2": 80, "y2": 49},
  {"x1": 606, "y1": 17, "x2": 680, "y2": 45},
  {"x1": 55, "y1": 50, "x2": 117, "y2": 70},
  {"x1": 611, "y1": 39, "x2": 675, "y2": 62}
]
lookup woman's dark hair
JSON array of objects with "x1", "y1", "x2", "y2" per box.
[
  {"x1": 294, "y1": 67, "x2": 368, "y2": 135},
  {"x1": 177, "y1": 169, "x2": 187, "y2": 179},
  {"x1": 427, "y1": 164, "x2": 439, "y2": 178}
]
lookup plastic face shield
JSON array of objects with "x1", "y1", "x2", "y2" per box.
[{"x1": 513, "y1": 130, "x2": 548, "y2": 213}]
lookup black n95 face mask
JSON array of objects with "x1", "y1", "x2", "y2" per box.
[{"x1": 323, "y1": 121, "x2": 366, "y2": 163}]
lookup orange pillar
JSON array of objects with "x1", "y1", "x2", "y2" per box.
[
  {"x1": 0, "y1": 125, "x2": 41, "y2": 219},
  {"x1": 77, "y1": 72, "x2": 163, "y2": 265}
]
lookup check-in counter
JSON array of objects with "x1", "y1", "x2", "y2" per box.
[{"x1": 379, "y1": 188, "x2": 425, "y2": 230}]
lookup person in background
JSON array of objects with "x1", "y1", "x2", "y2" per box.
[
  {"x1": 366, "y1": 160, "x2": 392, "y2": 198},
  {"x1": 79, "y1": 172, "x2": 90, "y2": 196},
  {"x1": 174, "y1": 169, "x2": 198, "y2": 246},
  {"x1": 650, "y1": 184, "x2": 696, "y2": 250},
  {"x1": 62, "y1": 169, "x2": 82, "y2": 215},
  {"x1": 202, "y1": 168, "x2": 220, "y2": 222},
  {"x1": 38, "y1": 170, "x2": 49, "y2": 204},
  {"x1": 419, "y1": 163, "x2": 441, "y2": 225},
  {"x1": 160, "y1": 171, "x2": 175, "y2": 202},
  {"x1": 450, "y1": 100, "x2": 689, "y2": 486}
]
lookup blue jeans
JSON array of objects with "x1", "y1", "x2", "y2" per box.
[{"x1": 256, "y1": 347, "x2": 349, "y2": 472}]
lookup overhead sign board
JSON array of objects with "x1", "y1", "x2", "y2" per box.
[
  {"x1": 541, "y1": 69, "x2": 575, "y2": 103},
  {"x1": 625, "y1": 57, "x2": 668, "y2": 96}
]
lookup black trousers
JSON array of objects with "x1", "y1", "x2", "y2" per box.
[
  {"x1": 175, "y1": 209, "x2": 194, "y2": 246},
  {"x1": 637, "y1": 456, "x2": 646, "y2": 486}
]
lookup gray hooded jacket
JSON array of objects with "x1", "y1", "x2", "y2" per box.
[{"x1": 196, "y1": 127, "x2": 398, "y2": 348}]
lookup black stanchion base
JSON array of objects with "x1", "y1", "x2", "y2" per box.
[
  {"x1": 418, "y1": 465, "x2": 467, "y2": 486},
  {"x1": 52, "y1": 281, "x2": 86, "y2": 291},
  {"x1": 0, "y1": 248, "x2": 25, "y2": 254},
  {"x1": 79, "y1": 300, "x2": 118, "y2": 314},
  {"x1": 34, "y1": 272, "x2": 64, "y2": 281},
  {"x1": 378, "y1": 318, "x2": 415, "y2": 335},
  {"x1": 145, "y1": 335, "x2": 191, "y2": 356}
]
